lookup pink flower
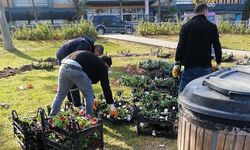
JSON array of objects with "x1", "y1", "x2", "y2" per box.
[{"x1": 86, "y1": 114, "x2": 91, "y2": 119}]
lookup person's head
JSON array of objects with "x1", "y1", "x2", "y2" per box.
[
  {"x1": 84, "y1": 35, "x2": 96, "y2": 51},
  {"x1": 94, "y1": 45, "x2": 104, "y2": 56},
  {"x1": 194, "y1": 3, "x2": 208, "y2": 16},
  {"x1": 100, "y1": 55, "x2": 112, "y2": 68}
]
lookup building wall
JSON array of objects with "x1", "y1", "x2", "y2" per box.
[
  {"x1": 12, "y1": 0, "x2": 49, "y2": 7},
  {"x1": 53, "y1": 0, "x2": 73, "y2": 8},
  {"x1": 176, "y1": 0, "x2": 244, "y2": 4},
  {"x1": 1, "y1": 0, "x2": 13, "y2": 7}
]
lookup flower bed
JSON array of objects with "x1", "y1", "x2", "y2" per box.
[
  {"x1": 133, "y1": 90, "x2": 178, "y2": 137},
  {"x1": 222, "y1": 52, "x2": 234, "y2": 62},
  {"x1": 41, "y1": 107, "x2": 103, "y2": 150},
  {"x1": 152, "y1": 77, "x2": 179, "y2": 97},
  {"x1": 32, "y1": 62, "x2": 54, "y2": 70},
  {"x1": 12, "y1": 108, "x2": 45, "y2": 150},
  {"x1": 138, "y1": 59, "x2": 170, "y2": 71},
  {"x1": 120, "y1": 75, "x2": 151, "y2": 88},
  {"x1": 95, "y1": 91, "x2": 134, "y2": 125}
]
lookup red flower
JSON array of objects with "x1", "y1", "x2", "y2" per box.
[
  {"x1": 79, "y1": 109, "x2": 85, "y2": 115},
  {"x1": 92, "y1": 118, "x2": 97, "y2": 125},
  {"x1": 79, "y1": 125, "x2": 83, "y2": 129},
  {"x1": 51, "y1": 124, "x2": 56, "y2": 128},
  {"x1": 47, "y1": 119, "x2": 53, "y2": 123},
  {"x1": 92, "y1": 118, "x2": 97, "y2": 122},
  {"x1": 60, "y1": 116, "x2": 65, "y2": 121}
]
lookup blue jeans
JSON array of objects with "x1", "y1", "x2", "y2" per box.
[
  {"x1": 179, "y1": 67, "x2": 211, "y2": 94},
  {"x1": 50, "y1": 64, "x2": 94, "y2": 116}
]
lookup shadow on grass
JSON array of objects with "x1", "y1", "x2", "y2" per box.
[{"x1": 8, "y1": 48, "x2": 39, "y2": 62}]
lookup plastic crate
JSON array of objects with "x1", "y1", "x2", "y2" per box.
[
  {"x1": 40, "y1": 109, "x2": 104, "y2": 150},
  {"x1": 12, "y1": 108, "x2": 45, "y2": 150},
  {"x1": 134, "y1": 102, "x2": 178, "y2": 138}
]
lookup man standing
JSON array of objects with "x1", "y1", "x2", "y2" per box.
[
  {"x1": 172, "y1": 4, "x2": 222, "y2": 93},
  {"x1": 50, "y1": 51, "x2": 117, "y2": 117},
  {"x1": 56, "y1": 36, "x2": 104, "y2": 107}
]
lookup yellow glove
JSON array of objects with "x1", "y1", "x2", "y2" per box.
[
  {"x1": 172, "y1": 63, "x2": 181, "y2": 78},
  {"x1": 109, "y1": 104, "x2": 118, "y2": 118},
  {"x1": 93, "y1": 100, "x2": 99, "y2": 111}
]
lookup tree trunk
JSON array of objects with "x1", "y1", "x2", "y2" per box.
[
  {"x1": 157, "y1": 0, "x2": 161, "y2": 22},
  {"x1": 0, "y1": 1, "x2": 15, "y2": 50},
  {"x1": 31, "y1": 0, "x2": 38, "y2": 23},
  {"x1": 120, "y1": 0, "x2": 123, "y2": 19}
]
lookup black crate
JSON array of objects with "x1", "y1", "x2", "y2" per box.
[
  {"x1": 136, "y1": 115, "x2": 178, "y2": 138},
  {"x1": 40, "y1": 109, "x2": 104, "y2": 150},
  {"x1": 101, "y1": 114, "x2": 133, "y2": 125},
  {"x1": 95, "y1": 94, "x2": 134, "y2": 125},
  {"x1": 12, "y1": 108, "x2": 45, "y2": 150},
  {"x1": 134, "y1": 102, "x2": 178, "y2": 138}
]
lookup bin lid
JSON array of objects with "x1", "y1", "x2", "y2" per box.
[{"x1": 178, "y1": 65, "x2": 250, "y2": 122}]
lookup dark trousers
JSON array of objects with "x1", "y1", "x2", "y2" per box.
[
  {"x1": 67, "y1": 85, "x2": 82, "y2": 107},
  {"x1": 179, "y1": 67, "x2": 211, "y2": 94}
]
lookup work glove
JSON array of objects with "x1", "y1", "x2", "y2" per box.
[
  {"x1": 109, "y1": 104, "x2": 118, "y2": 118},
  {"x1": 172, "y1": 62, "x2": 181, "y2": 78},
  {"x1": 211, "y1": 61, "x2": 221, "y2": 72},
  {"x1": 93, "y1": 100, "x2": 99, "y2": 111}
]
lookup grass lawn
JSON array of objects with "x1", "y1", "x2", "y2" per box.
[
  {"x1": 0, "y1": 39, "x2": 177, "y2": 150},
  {"x1": 146, "y1": 34, "x2": 250, "y2": 51}
]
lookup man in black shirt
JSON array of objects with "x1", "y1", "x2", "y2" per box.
[
  {"x1": 172, "y1": 4, "x2": 222, "y2": 93},
  {"x1": 50, "y1": 51, "x2": 117, "y2": 117},
  {"x1": 56, "y1": 36, "x2": 104, "y2": 107}
]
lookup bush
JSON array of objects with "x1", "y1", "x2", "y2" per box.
[
  {"x1": 218, "y1": 21, "x2": 249, "y2": 34},
  {"x1": 137, "y1": 21, "x2": 182, "y2": 36},
  {"x1": 13, "y1": 20, "x2": 97, "y2": 40},
  {"x1": 138, "y1": 20, "x2": 250, "y2": 36}
]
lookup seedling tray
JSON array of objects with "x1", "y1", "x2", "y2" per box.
[
  {"x1": 136, "y1": 114, "x2": 178, "y2": 138},
  {"x1": 12, "y1": 108, "x2": 45, "y2": 150},
  {"x1": 40, "y1": 110, "x2": 104, "y2": 150}
]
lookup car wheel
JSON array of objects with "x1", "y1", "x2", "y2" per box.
[
  {"x1": 97, "y1": 27, "x2": 105, "y2": 35},
  {"x1": 126, "y1": 27, "x2": 133, "y2": 34}
]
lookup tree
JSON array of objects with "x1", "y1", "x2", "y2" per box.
[
  {"x1": 0, "y1": 1, "x2": 15, "y2": 50},
  {"x1": 31, "y1": 0, "x2": 38, "y2": 23},
  {"x1": 242, "y1": 0, "x2": 250, "y2": 20},
  {"x1": 119, "y1": 0, "x2": 123, "y2": 19},
  {"x1": 71, "y1": 0, "x2": 87, "y2": 21},
  {"x1": 193, "y1": 0, "x2": 207, "y2": 5}
]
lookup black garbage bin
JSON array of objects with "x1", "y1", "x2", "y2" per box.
[{"x1": 177, "y1": 66, "x2": 250, "y2": 150}]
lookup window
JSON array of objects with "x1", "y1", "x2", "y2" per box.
[
  {"x1": 54, "y1": 0, "x2": 68, "y2": 2},
  {"x1": 14, "y1": 0, "x2": 48, "y2": 7},
  {"x1": 112, "y1": 17, "x2": 122, "y2": 23},
  {"x1": 102, "y1": 17, "x2": 111, "y2": 25}
]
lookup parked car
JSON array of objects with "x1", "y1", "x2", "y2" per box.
[{"x1": 91, "y1": 15, "x2": 135, "y2": 35}]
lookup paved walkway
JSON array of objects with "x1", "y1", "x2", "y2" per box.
[{"x1": 100, "y1": 34, "x2": 250, "y2": 56}]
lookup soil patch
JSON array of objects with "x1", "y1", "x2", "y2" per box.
[
  {"x1": 0, "y1": 65, "x2": 33, "y2": 78},
  {"x1": 0, "y1": 57, "x2": 57, "y2": 78},
  {"x1": 123, "y1": 65, "x2": 162, "y2": 77}
]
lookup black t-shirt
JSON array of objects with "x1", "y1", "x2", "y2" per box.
[
  {"x1": 56, "y1": 38, "x2": 94, "y2": 63},
  {"x1": 66, "y1": 51, "x2": 113, "y2": 104}
]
